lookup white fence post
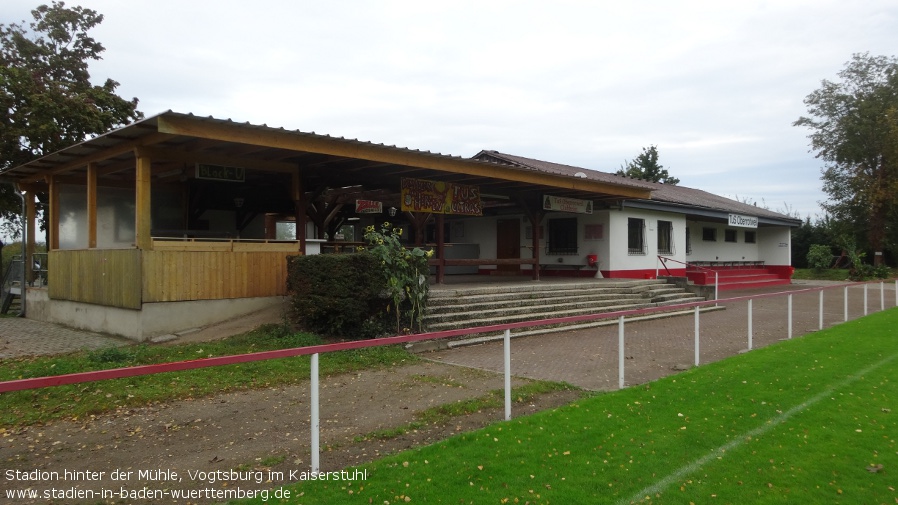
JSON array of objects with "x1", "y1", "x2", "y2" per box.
[
  {"x1": 844, "y1": 286, "x2": 849, "y2": 322},
  {"x1": 864, "y1": 284, "x2": 868, "y2": 316},
  {"x1": 819, "y1": 290, "x2": 824, "y2": 330},
  {"x1": 694, "y1": 306, "x2": 700, "y2": 366},
  {"x1": 311, "y1": 353, "x2": 320, "y2": 475},
  {"x1": 618, "y1": 316, "x2": 625, "y2": 389},
  {"x1": 504, "y1": 329, "x2": 511, "y2": 421},
  {"x1": 747, "y1": 299, "x2": 753, "y2": 350},
  {"x1": 787, "y1": 294, "x2": 793, "y2": 339},
  {"x1": 881, "y1": 282, "x2": 885, "y2": 311},
  {"x1": 714, "y1": 272, "x2": 719, "y2": 302}
]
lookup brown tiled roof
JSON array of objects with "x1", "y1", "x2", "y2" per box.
[
  {"x1": 474, "y1": 150, "x2": 800, "y2": 223},
  {"x1": 474, "y1": 150, "x2": 657, "y2": 191}
]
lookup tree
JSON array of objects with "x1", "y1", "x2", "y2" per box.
[
  {"x1": 0, "y1": 2, "x2": 143, "y2": 236},
  {"x1": 615, "y1": 145, "x2": 680, "y2": 185},
  {"x1": 794, "y1": 53, "x2": 898, "y2": 266}
]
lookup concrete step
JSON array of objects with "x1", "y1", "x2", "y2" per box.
[
  {"x1": 717, "y1": 278, "x2": 792, "y2": 292},
  {"x1": 425, "y1": 302, "x2": 659, "y2": 331},
  {"x1": 423, "y1": 297, "x2": 652, "y2": 324},
  {"x1": 431, "y1": 305, "x2": 728, "y2": 349},
  {"x1": 428, "y1": 292, "x2": 645, "y2": 311},
  {"x1": 423, "y1": 278, "x2": 708, "y2": 335},
  {"x1": 429, "y1": 279, "x2": 669, "y2": 299}
]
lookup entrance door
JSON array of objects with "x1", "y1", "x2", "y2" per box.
[{"x1": 496, "y1": 219, "x2": 521, "y2": 274}]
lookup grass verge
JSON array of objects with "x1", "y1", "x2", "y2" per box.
[
  {"x1": 352, "y1": 380, "x2": 582, "y2": 443},
  {"x1": 235, "y1": 308, "x2": 898, "y2": 505},
  {"x1": 0, "y1": 324, "x2": 418, "y2": 427}
]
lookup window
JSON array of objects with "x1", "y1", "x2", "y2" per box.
[
  {"x1": 725, "y1": 229, "x2": 737, "y2": 243},
  {"x1": 702, "y1": 227, "x2": 717, "y2": 241},
  {"x1": 744, "y1": 231, "x2": 756, "y2": 243},
  {"x1": 685, "y1": 226, "x2": 692, "y2": 255},
  {"x1": 657, "y1": 220, "x2": 674, "y2": 255},
  {"x1": 628, "y1": 218, "x2": 646, "y2": 255},
  {"x1": 547, "y1": 218, "x2": 578, "y2": 254}
]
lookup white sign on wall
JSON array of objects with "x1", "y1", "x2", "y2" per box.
[{"x1": 728, "y1": 213, "x2": 758, "y2": 228}]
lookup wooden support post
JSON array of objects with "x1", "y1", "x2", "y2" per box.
[
  {"x1": 407, "y1": 212, "x2": 430, "y2": 246},
  {"x1": 529, "y1": 212, "x2": 543, "y2": 281},
  {"x1": 293, "y1": 170, "x2": 306, "y2": 252},
  {"x1": 436, "y1": 213, "x2": 445, "y2": 284},
  {"x1": 87, "y1": 162, "x2": 98, "y2": 249},
  {"x1": 135, "y1": 153, "x2": 153, "y2": 250},
  {"x1": 47, "y1": 175, "x2": 59, "y2": 251},
  {"x1": 24, "y1": 190, "x2": 36, "y2": 284},
  {"x1": 516, "y1": 196, "x2": 545, "y2": 281}
]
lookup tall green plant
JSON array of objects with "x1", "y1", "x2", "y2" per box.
[{"x1": 363, "y1": 223, "x2": 432, "y2": 333}]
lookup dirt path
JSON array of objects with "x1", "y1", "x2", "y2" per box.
[{"x1": 1, "y1": 360, "x2": 580, "y2": 504}]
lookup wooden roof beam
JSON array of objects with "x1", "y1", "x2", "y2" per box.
[{"x1": 157, "y1": 115, "x2": 652, "y2": 200}]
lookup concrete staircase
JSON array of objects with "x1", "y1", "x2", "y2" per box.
[
  {"x1": 423, "y1": 279, "x2": 706, "y2": 341},
  {"x1": 686, "y1": 266, "x2": 791, "y2": 292}
]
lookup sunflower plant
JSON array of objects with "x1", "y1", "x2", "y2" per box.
[{"x1": 362, "y1": 222, "x2": 433, "y2": 333}]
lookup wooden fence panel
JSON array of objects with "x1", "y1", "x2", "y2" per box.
[
  {"x1": 48, "y1": 249, "x2": 142, "y2": 309},
  {"x1": 142, "y1": 250, "x2": 295, "y2": 302}
]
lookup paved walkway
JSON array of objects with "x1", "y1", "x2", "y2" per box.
[
  {"x1": 0, "y1": 317, "x2": 130, "y2": 359},
  {"x1": 0, "y1": 303, "x2": 286, "y2": 359}
]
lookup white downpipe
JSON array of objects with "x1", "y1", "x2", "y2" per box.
[
  {"x1": 618, "y1": 316, "x2": 625, "y2": 389},
  {"x1": 747, "y1": 299, "x2": 753, "y2": 350},
  {"x1": 504, "y1": 329, "x2": 511, "y2": 421},
  {"x1": 310, "y1": 353, "x2": 320, "y2": 474}
]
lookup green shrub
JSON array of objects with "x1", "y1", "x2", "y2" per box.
[
  {"x1": 287, "y1": 253, "x2": 390, "y2": 338},
  {"x1": 806, "y1": 244, "x2": 833, "y2": 271}
]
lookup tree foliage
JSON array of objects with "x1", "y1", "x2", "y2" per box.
[
  {"x1": 616, "y1": 145, "x2": 680, "y2": 185},
  {"x1": 794, "y1": 53, "x2": 898, "y2": 264},
  {"x1": 0, "y1": 2, "x2": 143, "y2": 235}
]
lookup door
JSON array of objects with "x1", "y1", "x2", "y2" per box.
[{"x1": 496, "y1": 219, "x2": 521, "y2": 274}]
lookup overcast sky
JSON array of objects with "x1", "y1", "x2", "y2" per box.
[{"x1": 3, "y1": 1, "x2": 897, "y2": 220}]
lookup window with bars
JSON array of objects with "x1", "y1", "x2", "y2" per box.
[
  {"x1": 686, "y1": 226, "x2": 693, "y2": 255},
  {"x1": 657, "y1": 220, "x2": 674, "y2": 255},
  {"x1": 547, "y1": 218, "x2": 578, "y2": 254},
  {"x1": 627, "y1": 218, "x2": 646, "y2": 255}
]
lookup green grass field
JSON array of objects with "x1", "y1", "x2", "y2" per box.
[{"x1": 240, "y1": 308, "x2": 898, "y2": 504}]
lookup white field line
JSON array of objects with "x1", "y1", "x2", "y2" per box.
[{"x1": 618, "y1": 350, "x2": 898, "y2": 505}]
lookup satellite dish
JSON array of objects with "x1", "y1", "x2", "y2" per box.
[{"x1": 574, "y1": 172, "x2": 587, "y2": 178}]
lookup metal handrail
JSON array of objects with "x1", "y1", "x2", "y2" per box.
[{"x1": 657, "y1": 256, "x2": 719, "y2": 301}]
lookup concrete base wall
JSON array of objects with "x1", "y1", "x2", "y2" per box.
[{"x1": 25, "y1": 288, "x2": 284, "y2": 342}]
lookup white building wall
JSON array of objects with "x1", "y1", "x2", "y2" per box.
[
  {"x1": 686, "y1": 220, "x2": 760, "y2": 262},
  {"x1": 441, "y1": 210, "x2": 793, "y2": 276},
  {"x1": 757, "y1": 227, "x2": 792, "y2": 265},
  {"x1": 608, "y1": 209, "x2": 687, "y2": 275}
]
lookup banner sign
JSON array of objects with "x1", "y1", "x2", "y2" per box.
[
  {"x1": 543, "y1": 195, "x2": 593, "y2": 214},
  {"x1": 195, "y1": 163, "x2": 245, "y2": 182},
  {"x1": 355, "y1": 200, "x2": 383, "y2": 214},
  {"x1": 400, "y1": 178, "x2": 482, "y2": 216},
  {"x1": 728, "y1": 213, "x2": 758, "y2": 228}
]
